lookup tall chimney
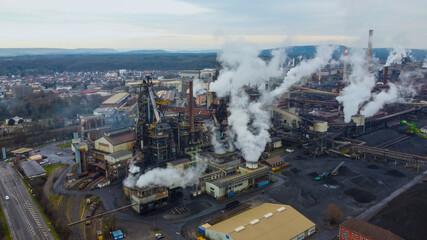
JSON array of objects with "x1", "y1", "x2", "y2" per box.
[
  {"x1": 343, "y1": 47, "x2": 348, "y2": 82},
  {"x1": 383, "y1": 66, "x2": 388, "y2": 85},
  {"x1": 189, "y1": 80, "x2": 195, "y2": 132},
  {"x1": 367, "y1": 29, "x2": 373, "y2": 72}
]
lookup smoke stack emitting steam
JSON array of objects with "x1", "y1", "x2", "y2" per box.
[
  {"x1": 124, "y1": 35, "x2": 418, "y2": 188},
  {"x1": 337, "y1": 45, "x2": 417, "y2": 122},
  {"x1": 367, "y1": 29, "x2": 373, "y2": 72},
  {"x1": 210, "y1": 41, "x2": 336, "y2": 168}
]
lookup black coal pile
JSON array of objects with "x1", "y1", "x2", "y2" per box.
[
  {"x1": 323, "y1": 177, "x2": 339, "y2": 185},
  {"x1": 338, "y1": 166, "x2": 357, "y2": 176},
  {"x1": 367, "y1": 164, "x2": 380, "y2": 169},
  {"x1": 344, "y1": 188, "x2": 376, "y2": 203},
  {"x1": 351, "y1": 176, "x2": 377, "y2": 188},
  {"x1": 370, "y1": 183, "x2": 427, "y2": 240},
  {"x1": 386, "y1": 169, "x2": 406, "y2": 178},
  {"x1": 290, "y1": 168, "x2": 301, "y2": 174}
]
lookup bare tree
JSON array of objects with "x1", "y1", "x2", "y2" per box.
[{"x1": 326, "y1": 203, "x2": 344, "y2": 226}]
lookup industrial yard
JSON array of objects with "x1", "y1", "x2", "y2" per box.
[{"x1": 1, "y1": 28, "x2": 427, "y2": 240}]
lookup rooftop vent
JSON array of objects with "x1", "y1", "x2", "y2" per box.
[
  {"x1": 234, "y1": 226, "x2": 245, "y2": 232},
  {"x1": 277, "y1": 207, "x2": 286, "y2": 212},
  {"x1": 249, "y1": 219, "x2": 260, "y2": 225},
  {"x1": 264, "y1": 212, "x2": 273, "y2": 219}
]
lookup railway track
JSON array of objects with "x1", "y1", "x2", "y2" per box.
[{"x1": 69, "y1": 195, "x2": 84, "y2": 240}]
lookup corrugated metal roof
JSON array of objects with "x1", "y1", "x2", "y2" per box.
[
  {"x1": 102, "y1": 92, "x2": 129, "y2": 105},
  {"x1": 104, "y1": 130, "x2": 136, "y2": 146},
  {"x1": 207, "y1": 203, "x2": 315, "y2": 240},
  {"x1": 20, "y1": 160, "x2": 46, "y2": 178},
  {"x1": 11, "y1": 148, "x2": 33, "y2": 154},
  {"x1": 108, "y1": 150, "x2": 132, "y2": 159}
]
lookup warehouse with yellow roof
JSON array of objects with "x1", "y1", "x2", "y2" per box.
[
  {"x1": 100, "y1": 92, "x2": 129, "y2": 108},
  {"x1": 199, "y1": 203, "x2": 316, "y2": 240}
]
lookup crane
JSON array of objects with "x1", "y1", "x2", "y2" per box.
[
  {"x1": 401, "y1": 120, "x2": 427, "y2": 138},
  {"x1": 314, "y1": 161, "x2": 344, "y2": 181}
]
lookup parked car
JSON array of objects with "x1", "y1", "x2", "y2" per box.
[
  {"x1": 5, "y1": 196, "x2": 9, "y2": 200},
  {"x1": 155, "y1": 233, "x2": 164, "y2": 239},
  {"x1": 56, "y1": 152, "x2": 63, "y2": 155}
]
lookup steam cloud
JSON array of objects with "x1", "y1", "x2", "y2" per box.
[
  {"x1": 336, "y1": 49, "x2": 376, "y2": 122},
  {"x1": 385, "y1": 46, "x2": 411, "y2": 66},
  {"x1": 337, "y1": 47, "x2": 417, "y2": 122},
  {"x1": 206, "y1": 122, "x2": 226, "y2": 154},
  {"x1": 210, "y1": 41, "x2": 336, "y2": 163},
  {"x1": 193, "y1": 79, "x2": 207, "y2": 96},
  {"x1": 124, "y1": 157, "x2": 207, "y2": 189}
]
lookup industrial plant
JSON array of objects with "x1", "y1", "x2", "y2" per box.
[{"x1": 2, "y1": 30, "x2": 427, "y2": 240}]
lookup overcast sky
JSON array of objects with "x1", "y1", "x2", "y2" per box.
[{"x1": 1, "y1": 0, "x2": 426, "y2": 49}]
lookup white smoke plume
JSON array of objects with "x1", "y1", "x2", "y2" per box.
[
  {"x1": 338, "y1": 47, "x2": 418, "y2": 122},
  {"x1": 270, "y1": 45, "x2": 336, "y2": 99},
  {"x1": 385, "y1": 46, "x2": 411, "y2": 66},
  {"x1": 129, "y1": 162, "x2": 140, "y2": 174},
  {"x1": 360, "y1": 83, "x2": 399, "y2": 117},
  {"x1": 210, "y1": 41, "x2": 336, "y2": 163},
  {"x1": 136, "y1": 161, "x2": 206, "y2": 188},
  {"x1": 210, "y1": 41, "x2": 285, "y2": 163},
  {"x1": 124, "y1": 157, "x2": 207, "y2": 189},
  {"x1": 337, "y1": 49, "x2": 376, "y2": 122},
  {"x1": 206, "y1": 122, "x2": 226, "y2": 154},
  {"x1": 193, "y1": 78, "x2": 207, "y2": 96}
]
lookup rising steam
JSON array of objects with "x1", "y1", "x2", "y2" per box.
[
  {"x1": 206, "y1": 122, "x2": 226, "y2": 154},
  {"x1": 337, "y1": 47, "x2": 417, "y2": 122},
  {"x1": 385, "y1": 46, "x2": 411, "y2": 66},
  {"x1": 210, "y1": 41, "x2": 336, "y2": 163},
  {"x1": 124, "y1": 157, "x2": 207, "y2": 189}
]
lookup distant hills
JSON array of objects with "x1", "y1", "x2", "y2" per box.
[
  {"x1": 0, "y1": 46, "x2": 426, "y2": 75},
  {"x1": 0, "y1": 48, "x2": 216, "y2": 57},
  {"x1": 0, "y1": 48, "x2": 119, "y2": 57},
  {"x1": 1, "y1": 46, "x2": 426, "y2": 61}
]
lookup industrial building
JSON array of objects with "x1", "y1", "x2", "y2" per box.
[
  {"x1": 206, "y1": 165, "x2": 270, "y2": 199},
  {"x1": 104, "y1": 150, "x2": 132, "y2": 180},
  {"x1": 19, "y1": 160, "x2": 47, "y2": 179},
  {"x1": 100, "y1": 92, "x2": 130, "y2": 108},
  {"x1": 340, "y1": 218, "x2": 404, "y2": 240},
  {"x1": 200, "y1": 203, "x2": 316, "y2": 240},
  {"x1": 94, "y1": 129, "x2": 136, "y2": 156}
]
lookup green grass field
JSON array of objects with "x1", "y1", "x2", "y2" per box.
[{"x1": 43, "y1": 163, "x2": 62, "y2": 176}]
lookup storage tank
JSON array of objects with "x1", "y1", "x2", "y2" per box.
[
  {"x1": 313, "y1": 121, "x2": 328, "y2": 133},
  {"x1": 351, "y1": 114, "x2": 365, "y2": 126}
]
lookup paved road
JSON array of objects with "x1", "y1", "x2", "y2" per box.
[{"x1": 0, "y1": 163, "x2": 55, "y2": 240}]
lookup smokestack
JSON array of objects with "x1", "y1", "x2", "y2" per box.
[
  {"x1": 367, "y1": 29, "x2": 373, "y2": 72},
  {"x1": 189, "y1": 80, "x2": 195, "y2": 132},
  {"x1": 343, "y1": 47, "x2": 348, "y2": 82},
  {"x1": 383, "y1": 66, "x2": 388, "y2": 85}
]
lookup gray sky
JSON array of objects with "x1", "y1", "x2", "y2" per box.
[{"x1": 1, "y1": 0, "x2": 426, "y2": 49}]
